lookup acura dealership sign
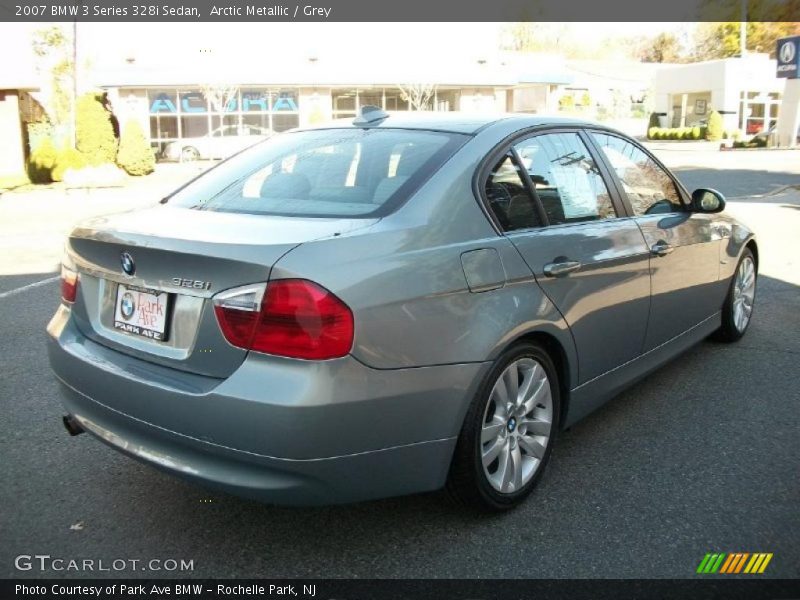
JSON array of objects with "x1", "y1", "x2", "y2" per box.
[{"x1": 777, "y1": 36, "x2": 800, "y2": 79}]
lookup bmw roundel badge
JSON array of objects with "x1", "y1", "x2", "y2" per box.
[{"x1": 120, "y1": 251, "x2": 135, "y2": 276}]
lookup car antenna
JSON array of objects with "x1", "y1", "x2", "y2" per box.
[{"x1": 353, "y1": 105, "x2": 389, "y2": 127}]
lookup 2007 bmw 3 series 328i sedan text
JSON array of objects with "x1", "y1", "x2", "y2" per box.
[{"x1": 48, "y1": 110, "x2": 758, "y2": 511}]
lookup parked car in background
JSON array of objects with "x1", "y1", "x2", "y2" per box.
[
  {"x1": 49, "y1": 110, "x2": 757, "y2": 511},
  {"x1": 162, "y1": 124, "x2": 271, "y2": 161}
]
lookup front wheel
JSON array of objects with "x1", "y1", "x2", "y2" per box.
[
  {"x1": 713, "y1": 248, "x2": 757, "y2": 343},
  {"x1": 447, "y1": 342, "x2": 560, "y2": 511}
]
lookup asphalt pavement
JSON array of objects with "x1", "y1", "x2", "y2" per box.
[{"x1": 1, "y1": 151, "x2": 798, "y2": 579}]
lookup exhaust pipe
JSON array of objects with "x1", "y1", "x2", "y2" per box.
[{"x1": 62, "y1": 415, "x2": 85, "y2": 436}]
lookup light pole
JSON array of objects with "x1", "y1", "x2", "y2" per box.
[{"x1": 71, "y1": 4, "x2": 78, "y2": 148}]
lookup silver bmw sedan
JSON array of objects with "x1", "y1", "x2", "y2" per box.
[{"x1": 48, "y1": 110, "x2": 757, "y2": 511}]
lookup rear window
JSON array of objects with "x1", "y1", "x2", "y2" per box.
[{"x1": 167, "y1": 128, "x2": 466, "y2": 218}]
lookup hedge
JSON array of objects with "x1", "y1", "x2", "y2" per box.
[
  {"x1": 51, "y1": 147, "x2": 88, "y2": 182},
  {"x1": 647, "y1": 126, "x2": 707, "y2": 140},
  {"x1": 27, "y1": 137, "x2": 58, "y2": 183},
  {"x1": 706, "y1": 110, "x2": 724, "y2": 141},
  {"x1": 76, "y1": 93, "x2": 118, "y2": 166},
  {"x1": 117, "y1": 120, "x2": 155, "y2": 176}
]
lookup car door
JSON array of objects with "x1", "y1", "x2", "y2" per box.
[
  {"x1": 588, "y1": 132, "x2": 723, "y2": 351},
  {"x1": 483, "y1": 130, "x2": 651, "y2": 384}
]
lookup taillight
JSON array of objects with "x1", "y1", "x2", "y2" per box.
[
  {"x1": 61, "y1": 265, "x2": 78, "y2": 303},
  {"x1": 213, "y1": 279, "x2": 354, "y2": 360}
]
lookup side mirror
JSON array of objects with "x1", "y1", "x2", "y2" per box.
[{"x1": 691, "y1": 188, "x2": 726, "y2": 213}]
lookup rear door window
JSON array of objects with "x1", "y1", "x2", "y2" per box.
[
  {"x1": 168, "y1": 128, "x2": 466, "y2": 218},
  {"x1": 513, "y1": 133, "x2": 617, "y2": 225}
]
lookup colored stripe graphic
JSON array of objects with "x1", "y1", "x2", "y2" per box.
[
  {"x1": 758, "y1": 553, "x2": 773, "y2": 573},
  {"x1": 697, "y1": 554, "x2": 712, "y2": 573},
  {"x1": 700, "y1": 552, "x2": 773, "y2": 574},
  {"x1": 719, "y1": 554, "x2": 736, "y2": 573},
  {"x1": 734, "y1": 553, "x2": 750, "y2": 573}
]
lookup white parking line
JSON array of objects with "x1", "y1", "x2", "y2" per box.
[{"x1": 0, "y1": 275, "x2": 60, "y2": 300}]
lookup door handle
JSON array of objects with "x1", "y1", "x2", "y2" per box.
[
  {"x1": 650, "y1": 241, "x2": 674, "y2": 257},
  {"x1": 543, "y1": 260, "x2": 582, "y2": 277}
]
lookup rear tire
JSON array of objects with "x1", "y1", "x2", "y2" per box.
[
  {"x1": 447, "y1": 342, "x2": 560, "y2": 512},
  {"x1": 713, "y1": 248, "x2": 756, "y2": 343}
]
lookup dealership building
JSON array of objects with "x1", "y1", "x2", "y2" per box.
[
  {"x1": 653, "y1": 53, "x2": 789, "y2": 135},
  {"x1": 96, "y1": 54, "x2": 575, "y2": 154}
]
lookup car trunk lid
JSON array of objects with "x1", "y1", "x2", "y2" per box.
[{"x1": 66, "y1": 205, "x2": 375, "y2": 378}]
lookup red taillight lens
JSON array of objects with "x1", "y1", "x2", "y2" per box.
[
  {"x1": 213, "y1": 280, "x2": 354, "y2": 360},
  {"x1": 61, "y1": 265, "x2": 78, "y2": 303}
]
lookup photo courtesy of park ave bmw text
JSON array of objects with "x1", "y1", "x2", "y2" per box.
[{"x1": 0, "y1": 0, "x2": 798, "y2": 599}]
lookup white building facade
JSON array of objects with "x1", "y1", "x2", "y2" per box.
[{"x1": 654, "y1": 54, "x2": 786, "y2": 135}]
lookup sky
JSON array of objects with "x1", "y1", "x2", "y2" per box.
[{"x1": 0, "y1": 22, "x2": 687, "y2": 72}]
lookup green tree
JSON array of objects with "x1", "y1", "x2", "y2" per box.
[
  {"x1": 117, "y1": 120, "x2": 155, "y2": 176},
  {"x1": 31, "y1": 26, "x2": 72, "y2": 127},
  {"x1": 76, "y1": 93, "x2": 118, "y2": 165},
  {"x1": 640, "y1": 32, "x2": 685, "y2": 63},
  {"x1": 693, "y1": 22, "x2": 800, "y2": 61}
]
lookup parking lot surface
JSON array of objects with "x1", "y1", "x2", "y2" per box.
[{"x1": 1, "y1": 149, "x2": 798, "y2": 579}]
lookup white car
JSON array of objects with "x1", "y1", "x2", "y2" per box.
[{"x1": 163, "y1": 125, "x2": 271, "y2": 161}]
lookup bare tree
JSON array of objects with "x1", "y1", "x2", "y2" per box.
[
  {"x1": 398, "y1": 83, "x2": 436, "y2": 111},
  {"x1": 201, "y1": 83, "x2": 239, "y2": 131}
]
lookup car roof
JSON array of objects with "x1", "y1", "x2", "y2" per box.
[{"x1": 298, "y1": 112, "x2": 603, "y2": 135}]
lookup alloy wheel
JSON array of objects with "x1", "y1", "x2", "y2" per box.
[
  {"x1": 732, "y1": 256, "x2": 756, "y2": 332},
  {"x1": 480, "y1": 358, "x2": 553, "y2": 494}
]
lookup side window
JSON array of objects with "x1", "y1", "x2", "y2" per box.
[
  {"x1": 484, "y1": 155, "x2": 542, "y2": 231},
  {"x1": 513, "y1": 133, "x2": 617, "y2": 226},
  {"x1": 591, "y1": 133, "x2": 683, "y2": 216}
]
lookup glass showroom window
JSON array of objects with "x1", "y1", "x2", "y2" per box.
[
  {"x1": 148, "y1": 87, "x2": 300, "y2": 150},
  {"x1": 739, "y1": 90, "x2": 782, "y2": 135}
]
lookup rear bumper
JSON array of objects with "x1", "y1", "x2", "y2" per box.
[{"x1": 47, "y1": 305, "x2": 488, "y2": 505}]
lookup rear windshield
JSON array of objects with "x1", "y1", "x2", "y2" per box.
[{"x1": 167, "y1": 128, "x2": 467, "y2": 218}]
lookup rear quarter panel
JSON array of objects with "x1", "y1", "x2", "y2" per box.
[{"x1": 269, "y1": 129, "x2": 578, "y2": 386}]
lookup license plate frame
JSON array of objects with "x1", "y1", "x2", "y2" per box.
[{"x1": 113, "y1": 283, "x2": 171, "y2": 342}]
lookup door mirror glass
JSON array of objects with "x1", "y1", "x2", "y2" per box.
[{"x1": 691, "y1": 188, "x2": 726, "y2": 213}]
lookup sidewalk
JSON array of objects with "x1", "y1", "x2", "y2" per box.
[{"x1": 0, "y1": 162, "x2": 214, "y2": 276}]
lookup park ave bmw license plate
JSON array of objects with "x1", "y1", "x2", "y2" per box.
[{"x1": 114, "y1": 283, "x2": 169, "y2": 341}]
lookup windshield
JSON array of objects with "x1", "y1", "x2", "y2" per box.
[{"x1": 167, "y1": 128, "x2": 467, "y2": 218}]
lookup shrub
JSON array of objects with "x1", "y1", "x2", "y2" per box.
[
  {"x1": 647, "y1": 126, "x2": 659, "y2": 139},
  {"x1": 706, "y1": 110, "x2": 724, "y2": 141},
  {"x1": 76, "y1": 92, "x2": 118, "y2": 166},
  {"x1": 116, "y1": 120, "x2": 155, "y2": 176},
  {"x1": 27, "y1": 137, "x2": 57, "y2": 183},
  {"x1": 691, "y1": 126, "x2": 702, "y2": 140},
  {"x1": 558, "y1": 95, "x2": 575, "y2": 110},
  {"x1": 51, "y1": 147, "x2": 88, "y2": 182}
]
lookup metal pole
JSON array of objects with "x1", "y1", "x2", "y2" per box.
[{"x1": 71, "y1": 18, "x2": 77, "y2": 148}]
